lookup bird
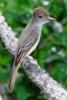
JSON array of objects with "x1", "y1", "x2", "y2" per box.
[{"x1": 9, "y1": 7, "x2": 55, "y2": 93}]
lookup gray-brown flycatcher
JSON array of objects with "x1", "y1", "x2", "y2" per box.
[{"x1": 9, "y1": 7, "x2": 55, "y2": 93}]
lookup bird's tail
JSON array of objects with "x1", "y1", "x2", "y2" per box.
[{"x1": 8, "y1": 64, "x2": 19, "y2": 93}]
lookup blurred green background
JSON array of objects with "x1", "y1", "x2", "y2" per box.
[{"x1": 0, "y1": 0, "x2": 67, "y2": 100}]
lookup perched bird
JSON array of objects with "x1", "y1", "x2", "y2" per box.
[{"x1": 9, "y1": 7, "x2": 55, "y2": 93}]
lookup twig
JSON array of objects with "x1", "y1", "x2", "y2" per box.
[{"x1": 0, "y1": 15, "x2": 67, "y2": 100}]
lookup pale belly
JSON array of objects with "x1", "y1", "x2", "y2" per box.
[{"x1": 26, "y1": 34, "x2": 40, "y2": 56}]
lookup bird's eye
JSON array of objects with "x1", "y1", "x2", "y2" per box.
[{"x1": 39, "y1": 15, "x2": 42, "y2": 18}]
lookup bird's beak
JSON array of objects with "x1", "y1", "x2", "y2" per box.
[{"x1": 48, "y1": 16, "x2": 56, "y2": 21}]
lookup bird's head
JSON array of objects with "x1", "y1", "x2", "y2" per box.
[{"x1": 32, "y1": 7, "x2": 55, "y2": 25}]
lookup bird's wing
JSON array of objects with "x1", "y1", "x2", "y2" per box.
[{"x1": 14, "y1": 29, "x2": 38, "y2": 67}]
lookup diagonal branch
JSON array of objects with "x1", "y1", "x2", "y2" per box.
[{"x1": 0, "y1": 15, "x2": 67, "y2": 100}]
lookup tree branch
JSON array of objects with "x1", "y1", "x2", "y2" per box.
[{"x1": 0, "y1": 15, "x2": 67, "y2": 100}]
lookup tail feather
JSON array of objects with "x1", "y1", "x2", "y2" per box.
[{"x1": 9, "y1": 64, "x2": 19, "y2": 93}]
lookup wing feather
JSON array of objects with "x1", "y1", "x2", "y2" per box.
[{"x1": 14, "y1": 30, "x2": 38, "y2": 67}]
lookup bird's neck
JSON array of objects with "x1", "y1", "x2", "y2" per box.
[{"x1": 30, "y1": 21, "x2": 43, "y2": 33}]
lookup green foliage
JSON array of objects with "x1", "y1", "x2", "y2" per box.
[{"x1": 0, "y1": 0, "x2": 67, "y2": 100}]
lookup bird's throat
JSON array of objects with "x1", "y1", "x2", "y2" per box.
[{"x1": 30, "y1": 22, "x2": 43, "y2": 33}]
